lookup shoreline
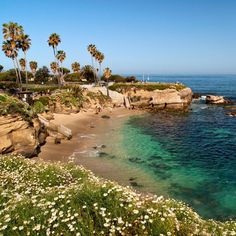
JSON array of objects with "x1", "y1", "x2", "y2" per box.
[{"x1": 37, "y1": 107, "x2": 160, "y2": 192}]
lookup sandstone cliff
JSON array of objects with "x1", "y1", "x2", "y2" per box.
[
  {"x1": 125, "y1": 87, "x2": 192, "y2": 110},
  {"x1": 0, "y1": 116, "x2": 47, "y2": 158}
]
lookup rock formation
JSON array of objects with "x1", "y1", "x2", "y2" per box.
[
  {"x1": 125, "y1": 87, "x2": 192, "y2": 110},
  {"x1": 0, "y1": 116, "x2": 47, "y2": 157},
  {"x1": 206, "y1": 95, "x2": 233, "y2": 105}
]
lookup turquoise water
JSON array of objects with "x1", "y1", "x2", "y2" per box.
[{"x1": 117, "y1": 75, "x2": 236, "y2": 220}]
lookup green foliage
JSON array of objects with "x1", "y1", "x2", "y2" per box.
[
  {"x1": 65, "y1": 72, "x2": 81, "y2": 82},
  {"x1": 32, "y1": 101, "x2": 46, "y2": 113},
  {"x1": 59, "y1": 67, "x2": 70, "y2": 74},
  {"x1": 0, "y1": 93, "x2": 35, "y2": 121},
  {"x1": 35, "y1": 66, "x2": 50, "y2": 84},
  {"x1": 102, "y1": 74, "x2": 137, "y2": 83},
  {"x1": 0, "y1": 82, "x2": 19, "y2": 90},
  {"x1": 87, "y1": 91, "x2": 110, "y2": 104},
  {"x1": 0, "y1": 69, "x2": 17, "y2": 82},
  {"x1": 0, "y1": 155, "x2": 235, "y2": 235},
  {"x1": 80, "y1": 65, "x2": 97, "y2": 82},
  {"x1": 109, "y1": 82, "x2": 187, "y2": 93}
]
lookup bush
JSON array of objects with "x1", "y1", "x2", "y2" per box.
[
  {"x1": 32, "y1": 101, "x2": 46, "y2": 113},
  {"x1": 65, "y1": 72, "x2": 81, "y2": 82},
  {"x1": 101, "y1": 74, "x2": 137, "y2": 83},
  {"x1": 0, "y1": 93, "x2": 35, "y2": 121},
  {"x1": 0, "y1": 69, "x2": 17, "y2": 82}
]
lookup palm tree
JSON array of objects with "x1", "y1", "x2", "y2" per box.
[
  {"x1": 2, "y1": 22, "x2": 23, "y2": 40},
  {"x1": 103, "y1": 67, "x2": 112, "y2": 96},
  {"x1": 87, "y1": 44, "x2": 98, "y2": 84},
  {"x1": 2, "y1": 40, "x2": 20, "y2": 84},
  {"x1": 2, "y1": 22, "x2": 24, "y2": 86},
  {"x1": 19, "y1": 58, "x2": 26, "y2": 71},
  {"x1": 95, "y1": 51, "x2": 105, "y2": 83},
  {"x1": 87, "y1": 44, "x2": 96, "y2": 66},
  {"x1": 50, "y1": 62, "x2": 59, "y2": 75},
  {"x1": 71, "y1": 62, "x2": 80, "y2": 73},
  {"x1": 18, "y1": 34, "x2": 31, "y2": 84},
  {"x1": 29, "y1": 61, "x2": 38, "y2": 80},
  {"x1": 56, "y1": 50, "x2": 66, "y2": 85},
  {"x1": 48, "y1": 33, "x2": 61, "y2": 57}
]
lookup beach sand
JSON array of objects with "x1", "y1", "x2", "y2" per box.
[{"x1": 38, "y1": 107, "x2": 161, "y2": 193}]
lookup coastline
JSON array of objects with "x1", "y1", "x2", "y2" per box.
[{"x1": 37, "y1": 107, "x2": 161, "y2": 192}]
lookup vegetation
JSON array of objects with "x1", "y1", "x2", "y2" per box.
[
  {"x1": 29, "y1": 61, "x2": 38, "y2": 80},
  {"x1": 80, "y1": 65, "x2": 97, "y2": 83},
  {"x1": 109, "y1": 82, "x2": 187, "y2": 93},
  {"x1": 2, "y1": 22, "x2": 31, "y2": 87},
  {"x1": 103, "y1": 74, "x2": 136, "y2": 83},
  {"x1": 87, "y1": 91, "x2": 110, "y2": 105},
  {"x1": 35, "y1": 66, "x2": 50, "y2": 84},
  {"x1": 0, "y1": 93, "x2": 35, "y2": 121},
  {"x1": 0, "y1": 65, "x2": 3, "y2": 72},
  {"x1": 0, "y1": 155, "x2": 235, "y2": 236},
  {"x1": 71, "y1": 62, "x2": 80, "y2": 73},
  {"x1": 87, "y1": 44, "x2": 105, "y2": 84},
  {"x1": 65, "y1": 73, "x2": 81, "y2": 82}
]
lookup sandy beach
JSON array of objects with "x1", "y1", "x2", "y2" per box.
[{"x1": 37, "y1": 107, "x2": 159, "y2": 191}]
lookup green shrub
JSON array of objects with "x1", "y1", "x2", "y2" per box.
[
  {"x1": 65, "y1": 72, "x2": 81, "y2": 82},
  {"x1": 0, "y1": 93, "x2": 35, "y2": 121},
  {"x1": 101, "y1": 74, "x2": 137, "y2": 83},
  {"x1": 33, "y1": 101, "x2": 46, "y2": 113}
]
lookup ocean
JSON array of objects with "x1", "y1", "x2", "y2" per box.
[{"x1": 118, "y1": 75, "x2": 236, "y2": 220}]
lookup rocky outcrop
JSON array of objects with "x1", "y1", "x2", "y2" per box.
[
  {"x1": 206, "y1": 95, "x2": 233, "y2": 105},
  {"x1": 85, "y1": 86, "x2": 192, "y2": 111},
  {"x1": 125, "y1": 87, "x2": 193, "y2": 110},
  {"x1": 0, "y1": 116, "x2": 47, "y2": 157}
]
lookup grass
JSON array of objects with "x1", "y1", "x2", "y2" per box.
[
  {"x1": 108, "y1": 83, "x2": 187, "y2": 93},
  {"x1": 0, "y1": 155, "x2": 235, "y2": 236}
]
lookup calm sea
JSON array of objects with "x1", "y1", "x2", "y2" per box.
[{"x1": 119, "y1": 75, "x2": 236, "y2": 220}]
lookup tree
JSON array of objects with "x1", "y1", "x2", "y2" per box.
[
  {"x1": 87, "y1": 44, "x2": 97, "y2": 84},
  {"x1": 35, "y1": 66, "x2": 49, "y2": 84},
  {"x1": 29, "y1": 61, "x2": 38, "y2": 80},
  {"x1": 50, "y1": 62, "x2": 58, "y2": 75},
  {"x1": 95, "y1": 50, "x2": 105, "y2": 83},
  {"x1": 56, "y1": 50, "x2": 66, "y2": 84},
  {"x1": 48, "y1": 33, "x2": 61, "y2": 57},
  {"x1": 19, "y1": 58, "x2": 26, "y2": 71},
  {"x1": 80, "y1": 65, "x2": 97, "y2": 83},
  {"x1": 18, "y1": 34, "x2": 31, "y2": 84},
  {"x1": 2, "y1": 39, "x2": 20, "y2": 84},
  {"x1": 0, "y1": 65, "x2": 3, "y2": 72},
  {"x1": 71, "y1": 62, "x2": 80, "y2": 73},
  {"x1": 2, "y1": 22, "x2": 24, "y2": 86},
  {"x1": 103, "y1": 67, "x2": 112, "y2": 96}
]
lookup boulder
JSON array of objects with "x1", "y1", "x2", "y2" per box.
[
  {"x1": 226, "y1": 112, "x2": 236, "y2": 117},
  {"x1": 206, "y1": 95, "x2": 233, "y2": 105}
]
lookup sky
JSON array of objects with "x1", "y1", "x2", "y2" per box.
[{"x1": 1, "y1": 0, "x2": 236, "y2": 74}]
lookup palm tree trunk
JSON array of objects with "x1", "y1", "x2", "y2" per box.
[
  {"x1": 12, "y1": 58, "x2": 19, "y2": 84},
  {"x1": 91, "y1": 56, "x2": 97, "y2": 85},
  {"x1": 15, "y1": 58, "x2": 22, "y2": 89},
  {"x1": 99, "y1": 63, "x2": 102, "y2": 83},
  {"x1": 24, "y1": 51, "x2": 28, "y2": 85}
]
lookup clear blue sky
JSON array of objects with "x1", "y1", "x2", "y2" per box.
[{"x1": 1, "y1": 0, "x2": 236, "y2": 74}]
